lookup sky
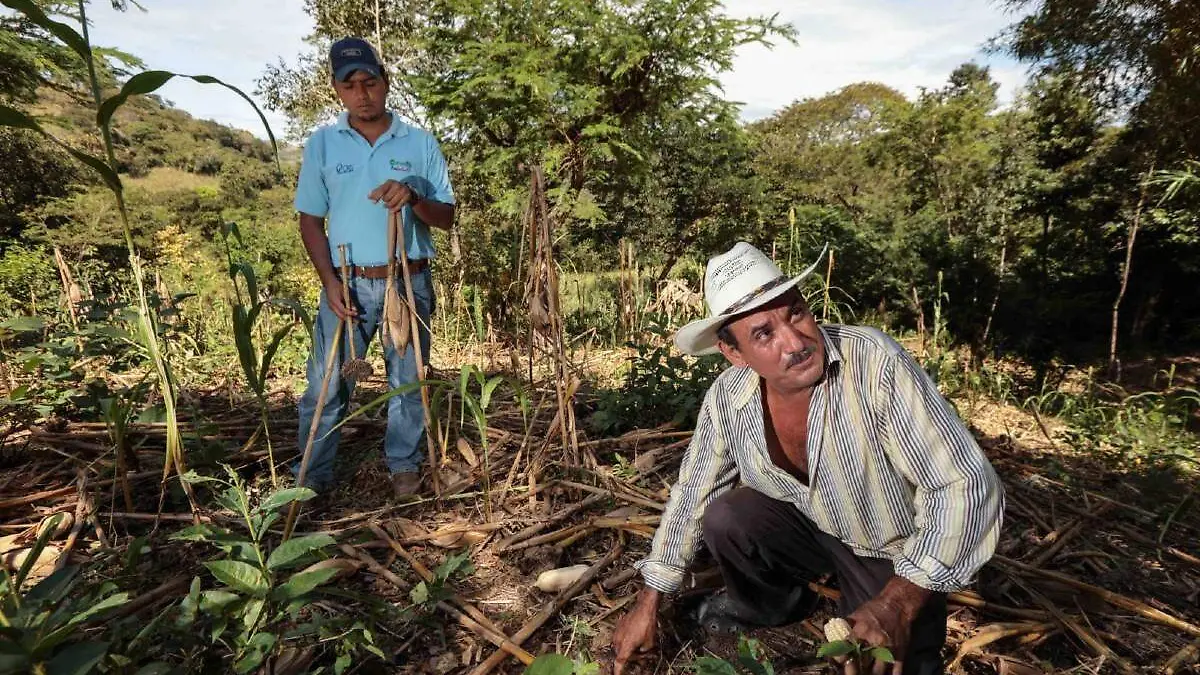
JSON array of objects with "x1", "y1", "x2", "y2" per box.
[{"x1": 85, "y1": 0, "x2": 1031, "y2": 140}]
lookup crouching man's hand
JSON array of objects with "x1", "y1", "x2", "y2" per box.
[
  {"x1": 612, "y1": 587, "x2": 661, "y2": 675},
  {"x1": 843, "y1": 577, "x2": 933, "y2": 675}
]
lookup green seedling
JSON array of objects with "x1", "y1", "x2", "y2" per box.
[{"x1": 817, "y1": 618, "x2": 895, "y2": 669}]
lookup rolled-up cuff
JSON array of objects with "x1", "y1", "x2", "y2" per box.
[
  {"x1": 633, "y1": 559, "x2": 686, "y2": 594},
  {"x1": 893, "y1": 553, "x2": 967, "y2": 593}
]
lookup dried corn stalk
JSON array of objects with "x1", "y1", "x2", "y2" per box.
[
  {"x1": 382, "y1": 213, "x2": 411, "y2": 351},
  {"x1": 522, "y1": 167, "x2": 580, "y2": 471}
]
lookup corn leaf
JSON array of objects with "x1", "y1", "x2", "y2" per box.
[
  {"x1": 0, "y1": 0, "x2": 91, "y2": 65},
  {"x1": 97, "y1": 71, "x2": 278, "y2": 165},
  {"x1": 257, "y1": 323, "x2": 297, "y2": 391},
  {"x1": 13, "y1": 512, "x2": 63, "y2": 590},
  {"x1": 869, "y1": 647, "x2": 895, "y2": 664},
  {"x1": 324, "y1": 379, "x2": 451, "y2": 438},
  {"x1": 232, "y1": 305, "x2": 261, "y2": 393},
  {"x1": 266, "y1": 297, "x2": 313, "y2": 336},
  {"x1": 42, "y1": 640, "x2": 109, "y2": 675}
]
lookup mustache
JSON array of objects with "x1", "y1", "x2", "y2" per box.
[{"x1": 785, "y1": 344, "x2": 817, "y2": 368}]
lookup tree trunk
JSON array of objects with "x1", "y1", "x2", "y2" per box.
[
  {"x1": 981, "y1": 216, "x2": 1008, "y2": 346},
  {"x1": 1109, "y1": 166, "x2": 1154, "y2": 381}
]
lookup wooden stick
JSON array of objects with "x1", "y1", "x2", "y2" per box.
[
  {"x1": 504, "y1": 523, "x2": 592, "y2": 552},
  {"x1": 995, "y1": 555, "x2": 1200, "y2": 637},
  {"x1": 102, "y1": 576, "x2": 190, "y2": 623},
  {"x1": 1015, "y1": 579, "x2": 1135, "y2": 673},
  {"x1": 1111, "y1": 522, "x2": 1200, "y2": 568},
  {"x1": 1164, "y1": 637, "x2": 1200, "y2": 674},
  {"x1": 283, "y1": 309, "x2": 344, "y2": 541},
  {"x1": 101, "y1": 512, "x2": 213, "y2": 523},
  {"x1": 393, "y1": 210, "x2": 442, "y2": 498},
  {"x1": 368, "y1": 523, "x2": 508, "y2": 638},
  {"x1": 494, "y1": 491, "x2": 608, "y2": 552},
  {"x1": 948, "y1": 621, "x2": 1056, "y2": 670},
  {"x1": 469, "y1": 542, "x2": 624, "y2": 675},
  {"x1": 0, "y1": 470, "x2": 160, "y2": 512},
  {"x1": 339, "y1": 543, "x2": 533, "y2": 664},
  {"x1": 56, "y1": 472, "x2": 90, "y2": 572},
  {"x1": 555, "y1": 480, "x2": 665, "y2": 512}
]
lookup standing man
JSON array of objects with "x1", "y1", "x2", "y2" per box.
[
  {"x1": 293, "y1": 37, "x2": 455, "y2": 499},
  {"x1": 611, "y1": 243, "x2": 1004, "y2": 675}
]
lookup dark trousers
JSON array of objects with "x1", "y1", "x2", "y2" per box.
[{"x1": 702, "y1": 488, "x2": 947, "y2": 675}]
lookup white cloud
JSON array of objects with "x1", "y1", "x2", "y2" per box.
[
  {"x1": 721, "y1": 0, "x2": 1031, "y2": 120},
  {"x1": 87, "y1": 0, "x2": 313, "y2": 140},
  {"x1": 81, "y1": 1, "x2": 1030, "y2": 137}
]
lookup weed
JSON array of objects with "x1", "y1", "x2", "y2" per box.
[
  {"x1": 591, "y1": 324, "x2": 725, "y2": 435},
  {"x1": 691, "y1": 634, "x2": 776, "y2": 675},
  {"x1": 171, "y1": 466, "x2": 384, "y2": 673}
]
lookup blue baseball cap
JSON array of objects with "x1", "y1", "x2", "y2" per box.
[{"x1": 330, "y1": 37, "x2": 383, "y2": 81}]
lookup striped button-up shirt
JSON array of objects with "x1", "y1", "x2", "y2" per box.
[{"x1": 636, "y1": 324, "x2": 1004, "y2": 594}]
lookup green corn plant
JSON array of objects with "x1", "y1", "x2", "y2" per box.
[
  {"x1": 690, "y1": 634, "x2": 776, "y2": 675},
  {"x1": 97, "y1": 378, "x2": 149, "y2": 512},
  {"x1": 457, "y1": 365, "x2": 506, "y2": 521},
  {"x1": 816, "y1": 638, "x2": 895, "y2": 670},
  {"x1": 0, "y1": 513, "x2": 133, "y2": 674},
  {"x1": 0, "y1": 0, "x2": 278, "y2": 518},
  {"x1": 171, "y1": 466, "x2": 383, "y2": 673},
  {"x1": 221, "y1": 223, "x2": 312, "y2": 486},
  {"x1": 328, "y1": 365, "x2": 530, "y2": 518}
]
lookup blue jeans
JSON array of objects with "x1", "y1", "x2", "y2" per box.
[{"x1": 294, "y1": 268, "x2": 433, "y2": 488}]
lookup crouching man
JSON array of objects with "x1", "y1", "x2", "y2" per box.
[{"x1": 611, "y1": 243, "x2": 1004, "y2": 675}]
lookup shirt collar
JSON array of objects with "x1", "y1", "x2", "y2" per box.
[
  {"x1": 730, "y1": 324, "x2": 843, "y2": 411},
  {"x1": 335, "y1": 110, "x2": 410, "y2": 139}
]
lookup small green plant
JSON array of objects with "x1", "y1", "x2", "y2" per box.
[
  {"x1": 691, "y1": 634, "x2": 775, "y2": 675},
  {"x1": 220, "y1": 222, "x2": 312, "y2": 486},
  {"x1": 97, "y1": 378, "x2": 149, "y2": 511},
  {"x1": 0, "y1": 514, "x2": 133, "y2": 674},
  {"x1": 453, "y1": 365, "x2": 530, "y2": 519},
  {"x1": 171, "y1": 467, "x2": 383, "y2": 673},
  {"x1": 591, "y1": 323, "x2": 725, "y2": 435},
  {"x1": 816, "y1": 638, "x2": 895, "y2": 669},
  {"x1": 523, "y1": 653, "x2": 601, "y2": 675}
]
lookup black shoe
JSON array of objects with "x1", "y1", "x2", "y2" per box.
[{"x1": 698, "y1": 587, "x2": 820, "y2": 635}]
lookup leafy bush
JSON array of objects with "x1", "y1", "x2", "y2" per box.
[
  {"x1": 590, "y1": 324, "x2": 726, "y2": 435},
  {"x1": 170, "y1": 467, "x2": 385, "y2": 673}
]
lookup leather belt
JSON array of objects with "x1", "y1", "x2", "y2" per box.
[{"x1": 345, "y1": 259, "x2": 429, "y2": 279}]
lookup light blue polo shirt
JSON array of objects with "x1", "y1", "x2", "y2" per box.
[{"x1": 294, "y1": 111, "x2": 455, "y2": 267}]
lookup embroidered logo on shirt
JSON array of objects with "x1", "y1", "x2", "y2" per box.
[
  {"x1": 389, "y1": 159, "x2": 411, "y2": 172},
  {"x1": 335, "y1": 163, "x2": 355, "y2": 175}
]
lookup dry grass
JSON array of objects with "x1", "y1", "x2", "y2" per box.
[{"x1": 125, "y1": 167, "x2": 220, "y2": 192}]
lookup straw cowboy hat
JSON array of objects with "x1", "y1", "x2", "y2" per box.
[{"x1": 674, "y1": 242, "x2": 828, "y2": 356}]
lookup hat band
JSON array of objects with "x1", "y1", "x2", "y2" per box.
[{"x1": 720, "y1": 275, "x2": 790, "y2": 316}]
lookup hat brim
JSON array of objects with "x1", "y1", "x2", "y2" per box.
[
  {"x1": 334, "y1": 63, "x2": 382, "y2": 81},
  {"x1": 673, "y1": 245, "x2": 828, "y2": 356}
]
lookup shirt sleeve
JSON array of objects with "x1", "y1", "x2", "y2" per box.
[
  {"x1": 422, "y1": 132, "x2": 455, "y2": 205},
  {"x1": 294, "y1": 129, "x2": 329, "y2": 218},
  {"x1": 881, "y1": 351, "x2": 1005, "y2": 593},
  {"x1": 634, "y1": 386, "x2": 739, "y2": 593}
]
